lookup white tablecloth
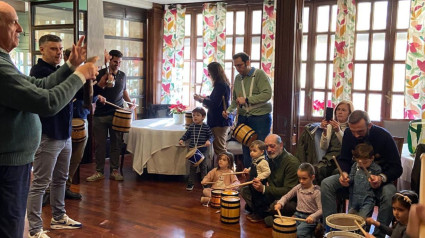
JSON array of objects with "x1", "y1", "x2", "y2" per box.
[
  {"x1": 398, "y1": 143, "x2": 415, "y2": 191},
  {"x1": 126, "y1": 118, "x2": 189, "y2": 175}
]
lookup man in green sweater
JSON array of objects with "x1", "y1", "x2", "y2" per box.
[
  {"x1": 0, "y1": 2, "x2": 98, "y2": 237},
  {"x1": 223, "y1": 52, "x2": 272, "y2": 169},
  {"x1": 241, "y1": 134, "x2": 300, "y2": 223}
]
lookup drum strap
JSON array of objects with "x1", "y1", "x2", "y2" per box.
[
  {"x1": 192, "y1": 124, "x2": 203, "y2": 147},
  {"x1": 240, "y1": 68, "x2": 267, "y2": 113}
]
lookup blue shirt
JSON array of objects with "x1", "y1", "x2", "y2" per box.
[{"x1": 30, "y1": 58, "x2": 74, "y2": 140}]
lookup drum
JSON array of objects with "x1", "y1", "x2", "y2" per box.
[
  {"x1": 211, "y1": 189, "x2": 223, "y2": 209},
  {"x1": 221, "y1": 190, "x2": 239, "y2": 198},
  {"x1": 71, "y1": 118, "x2": 86, "y2": 143},
  {"x1": 185, "y1": 111, "x2": 193, "y2": 129},
  {"x1": 220, "y1": 196, "x2": 240, "y2": 224},
  {"x1": 112, "y1": 109, "x2": 132, "y2": 133},
  {"x1": 272, "y1": 218, "x2": 297, "y2": 238},
  {"x1": 187, "y1": 149, "x2": 205, "y2": 167},
  {"x1": 325, "y1": 231, "x2": 365, "y2": 238},
  {"x1": 232, "y1": 123, "x2": 257, "y2": 146},
  {"x1": 326, "y1": 213, "x2": 365, "y2": 232}
]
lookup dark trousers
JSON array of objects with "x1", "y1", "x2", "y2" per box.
[{"x1": 0, "y1": 163, "x2": 32, "y2": 238}]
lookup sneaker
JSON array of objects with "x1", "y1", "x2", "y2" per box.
[
  {"x1": 86, "y1": 172, "x2": 104, "y2": 182},
  {"x1": 109, "y1": 169, "x2": 124, "y2": 181},
  {"x1": 65, "y1": 188, "x2": 82, "y2": 200},
  {"x1": 186, "y1": 184, "x2": 194, "y2": 191},
  {"x1": 247, "y1": 214, "x2": 264, "y2": 223},
  {"x1": 29, "y1": 229, "x2": 50, "y2": 238},
  {"x1": 51, "y1": 214, "x2": 82, "y2": 229}
]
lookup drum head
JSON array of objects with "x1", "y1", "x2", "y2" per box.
[
  {"x1": 273, "y1": 218, "x2": 296, "y2": 226},
  {"x1": 115, "y1": 109, "x2": 132, "y2": 114},
  {"x1": 72, "y1": 118, "x2": 84, "y2": 127},
  {"x1": 212, "y1": 189, "x2": 223, "y2": 195},
  {"x1": 325, "y1": 231, "x2": 365, "y2": 238},
  {"x1": 326, "y1": 213, "x2": 365, "y2": 231}
]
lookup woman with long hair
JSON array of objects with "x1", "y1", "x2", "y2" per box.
[{"x1": 194, "y1": 62, "x2": 232, "y2": 156}]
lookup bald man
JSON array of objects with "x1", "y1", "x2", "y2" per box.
[
  {"x1": 0, "y1": 2, "x2": 98, "y2": 237},
  {"x1": 241, "y1": 134, "x2": 300, "y2": 225}
]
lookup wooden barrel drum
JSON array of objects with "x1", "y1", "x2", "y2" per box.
[
  {"x1": 220, "y1": 196, "x2": 240, "y2": 224},
  {"x1": 232, "y1": 123, "x2": 257, "y2": 146},
  {"x1": 272, "y1": 218, "x2": 297, "y2": 238},
  {"x1": 211, "y1": 189, "x2": 223, "y2": 209},
  {"x1": 112, "y1": 109, "x2": 132, "y2": 133},
  {"x1": 185, "y1": 111, "x2": 193, "y2": 129},
  {"x1": 71, "y1": 118, "x2": 86, "y2": 143}
]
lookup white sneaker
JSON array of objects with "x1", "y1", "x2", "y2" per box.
[
  {"x1": 50, "y1": 214, "x2": 82, "y2": 229},
  {"x1": 29, "y1": 229, "x2": 50, "y2": 238}
]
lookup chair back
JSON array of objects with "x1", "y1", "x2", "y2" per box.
[{"x1": 393, "y1": 136, "x2": 404, "y2": 158}]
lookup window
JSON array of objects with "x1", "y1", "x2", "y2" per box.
[
  {"x1": 103, "y1": 2, "x2": 146, "y2": 116},
  {"x1": 183, "y1": 3, "x2": 263, "y2": 108},
  {"x1": 301, "y1": 0, "x2": 410, "y2": 123}
]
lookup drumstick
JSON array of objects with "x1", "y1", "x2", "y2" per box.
[
  {"x1": 276, "y1": 209, "x2": 285, "y2": 223},
  {"x1": 199, "y1": 80, "x2": 204, "y2": 95},
  {"x1": 332, "y1": 156, "x2": 344, "y2": 177},
  {"x1": 226, "y1": 181, "x2": 253, "y2": 189},
  {"x1": 221, "y1": 171, "x2": 247, "y2": 176},
  {"x1": 105, "y1": 101, "x2": 124, "y2": 110},
  {"x1": 126, "y1": 101, "x2": 139, "y2": 107},
  {"x1": 360, "y1": 165, "x2": 371, "y2": 180},
  {"x1": 203, "y1": 181, "x2": 217, "y2": 184},
  {"x1": 354, "y1": 220, "x2": 368, "y2": 236},
  {"x1": 420, "y1": 153, "x2": 425, "y2": 237},
  {"x1": 222, "y1": 95, "x2": 226, "y2": 111},
  {"x1": 273, "y1": 215, "x2": 307, "y2": 222}
]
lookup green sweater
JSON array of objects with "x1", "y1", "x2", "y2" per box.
[
  {"x1": 227, "y1": 67, "x2": 272, "y2": 116},
  {"x1": 264, "y1": 149, "x2": 300, "y2": 201},
  {"x1": 0, "y1": 52, "x2": 83, "y2": 166}
]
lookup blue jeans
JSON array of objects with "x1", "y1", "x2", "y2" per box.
[
  {"x1": 0, "y1": 163, "x2": 31, "y2": 238},
  {"x1": 321, "y1": 174, "x2": 396, "y2": 238},
  {"x1": 295, "y1": 211, "x2": 317, "y2": 238},
  {"x1": 238, "y1": 113, "x2": 271, "y2": 168},
  {"x1": 27, "y1": 135, "x2": 72, "y2": 234}
]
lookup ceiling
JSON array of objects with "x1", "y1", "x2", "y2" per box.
[{"x1": 145, "y1": 0, "x2": 216, "y2": 3}]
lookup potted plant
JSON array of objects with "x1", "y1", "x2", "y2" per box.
[{"x1": 169, "y1": 101, "x2": 187, "y2": 124}]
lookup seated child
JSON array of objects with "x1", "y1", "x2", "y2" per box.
[
  {"x1": 200, "y1": 152, "x2": 240, "y2": 204},
  {"x1": 243, "y1": 140, "x2": 271, "y2": 182},
  {"x1": 179, "y1": 107, "x2": 213, "y2": 191},
  {"x1": 345, "y1": 143, "x2": 381, "y2": 218},
  {"x1": 274, "y1": 163, "x2": 322, "y2": 238},
  {"x1": 366, "y1": 190, "x2": 418, "y2": 238}
]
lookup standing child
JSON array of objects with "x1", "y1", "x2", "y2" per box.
[
  {"x1": 179, "y1": 107, "x2": 214, "y2": 191},
  {"x1": 345, "y1": 143, "x2": 381, "y2": 218},
  {"x1": 274, "y1": 163, "x2": 322, "y2": 238},
  {"x1": 366, "y1": 190, "x2": 419, "y2": 238},
  {"x1": 243, "y1": 140, "x2": 271, "y2": 182},
  {"x1": 200, "y1": 152, "x2": 240, "y2": 204}
]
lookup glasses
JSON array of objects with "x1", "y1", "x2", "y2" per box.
[{"x1": 234, "y1": 63, "x2": 245, "y2": 68}]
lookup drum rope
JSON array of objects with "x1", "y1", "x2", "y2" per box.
[{"x1": 192, "y1": 124, "x2": 203, "y2": 148}]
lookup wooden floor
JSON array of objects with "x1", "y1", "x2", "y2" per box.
[{"x1": 25, "y1": 156, "x2": 271, "y2": 238}]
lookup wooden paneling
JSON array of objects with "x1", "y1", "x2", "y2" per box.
[
  {"x1": 146, "y1": 4, "x2": 164, "y2": 107},
  {"x1": 273, "y1": 0, "x2": 303, "y2": 152}
]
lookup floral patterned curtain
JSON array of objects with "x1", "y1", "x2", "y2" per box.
[
  {"x1": 405, "y1": 0, "x2": 425, "y2": 119},
  {"x1": 161, "y1": 5, "x2": 186, "y2": 104},
  {"x1": 201, "y1": 2, "x2": 226, "y2": 96},
  {"x1": 331, "y1": 0, "x2": 356, "y2": 104},
  {"x1": 261, "y1": 0, "x2": 276, "y2": 82}
]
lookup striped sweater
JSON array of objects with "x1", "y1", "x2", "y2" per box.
[{"x1": 180, "y1": 122, "x2": 214, "y2": 152}]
